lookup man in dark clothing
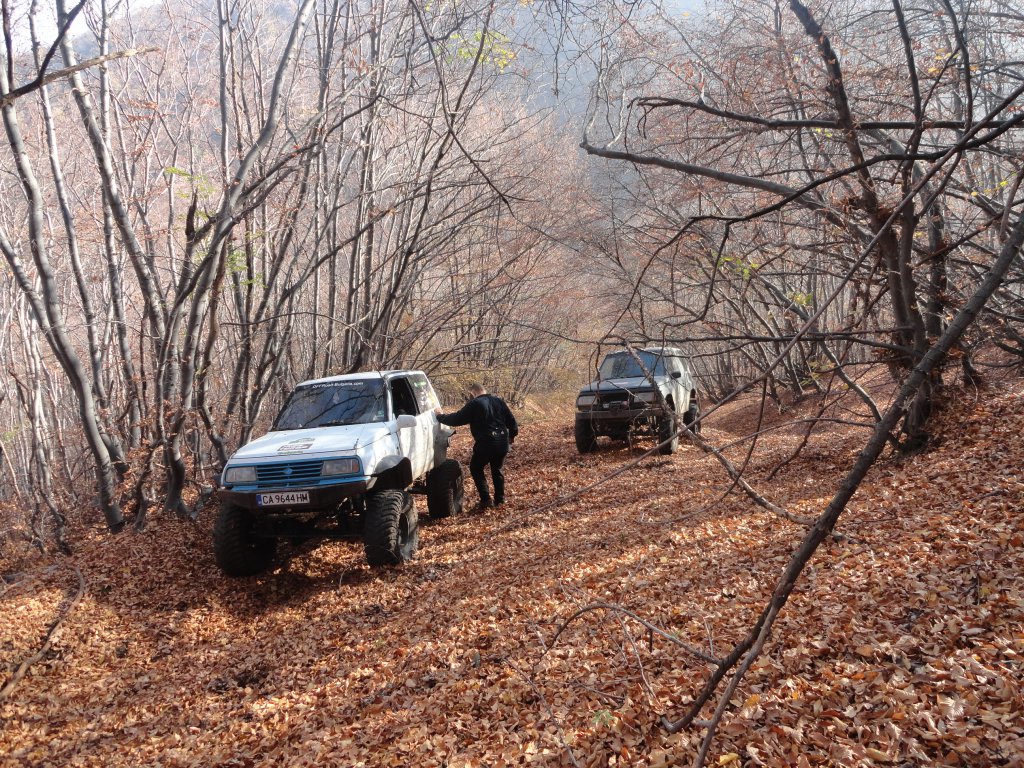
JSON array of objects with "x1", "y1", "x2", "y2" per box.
[{"x1": 436, "y1": 383, "x2": 518, "y2": 510}]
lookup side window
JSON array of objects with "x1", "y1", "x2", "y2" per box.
[
  {"x1": 390, "y1": 378, "x2": 418, "y2": 417},
  {"x1": 409, "y1": 373, "x2": 439, "y2": 414}
]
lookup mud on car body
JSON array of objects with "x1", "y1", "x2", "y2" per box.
[{"x1": 215, "y1": 371, "x2": 464, "y2": 576}]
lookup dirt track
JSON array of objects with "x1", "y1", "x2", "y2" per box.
[{"x1": 2, "y1": 386, "x2": 1023, "y2": 767}]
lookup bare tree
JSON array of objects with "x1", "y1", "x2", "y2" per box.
[
  {"x1": 545, "y1": 0, "x2": 1024, "y2": 762},
  {"x1": 0, "y1": 0, "x2": 588, "y2": 538}
]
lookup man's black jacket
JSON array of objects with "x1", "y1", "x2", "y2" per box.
[{"x1": 437, "y1": 394, "x2": 518, "y2": 445}]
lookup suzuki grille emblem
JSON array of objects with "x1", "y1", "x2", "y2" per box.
[{"x1": 284, "y1": 467, "x2": 293, "y2": 477}]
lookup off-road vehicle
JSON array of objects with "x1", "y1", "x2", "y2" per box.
[
  {"x1": 574, "y1": 347, "x2": 700, "y2": 455},
  {"x1": 214, "y1": 370, "x2": 464, "y2": 576}
]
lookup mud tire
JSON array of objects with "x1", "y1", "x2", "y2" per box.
[
  {"x1": 426, "y1": 459, "x2": 464, "y2": 518},
  {"x1": 214, "y1": 504, "x2": 277, "y2": 577},
  {"x1": 364, "y1": 490, "x2": 419, "y2": 566},
  {"x1": 658, "y1": 413, "x2": 679, "y2": 455},
  {"x1": 575, "y1": 418, "x2": 598, "y2": 453}
]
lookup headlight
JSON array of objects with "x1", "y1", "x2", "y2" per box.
[
  {"x1": 577, "y1": 394, "x2": 597, "y2": 407},
  {"x1": 224, "y1": 466, "x2": 257, "y2": 484},
  {"x1": 633, "y1": 391, "x2": 658, "y2": 403},
  {"x1": 322, "y1": 457, "x2": 360, "y2": 476}
]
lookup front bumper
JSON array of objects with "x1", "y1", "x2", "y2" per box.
[
  {"x1": 217, "y1": 479, "x2": 368, "y2": 513},
  {"x1": 576, "y1": 405, "x2": 666, "y2": 425}
]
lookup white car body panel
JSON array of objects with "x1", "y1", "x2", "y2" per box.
[
  {"x1": 230, "y1": 425, "x2": 385, "y2": 461},
  {"x1": 222, "y1": 370, "x2": 452, "y2": 486},
  {"x1": 395, "y1": 411, "x2": 435, "y2": 480}
]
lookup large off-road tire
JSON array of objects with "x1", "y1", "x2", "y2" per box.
[
  {"x1": 658, "y1": 412, "x2": 679, "y2": 455},
  {"x1": 213, "y1": 504, "x2": 277, "y2": 577},
  {"x1": 426, "y1": 459, "x2": 464, "y2": 518},
  {"x1": 363, "y1": 490, "x2": 419, "y2": 566},
  {"x1": 684, "y1": 401, "x2": 702, "y2": 435},
  {"x1": 575, "y1": 418, "x2": 597, "y2": 453}
]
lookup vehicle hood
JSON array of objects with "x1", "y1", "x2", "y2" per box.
[
  {"x1": 229, "y1": 424, "x2": 392, "y2": 462},
  {"x1": 578, "y1": 376, "x2": 667, "y2": 395}
]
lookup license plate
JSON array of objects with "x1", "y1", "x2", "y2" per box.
[{"x1": 257, "y1": 491, "x2": 309, "y2": 506}]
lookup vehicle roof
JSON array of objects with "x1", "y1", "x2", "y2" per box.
[
  {"x1": 295, "y1": 370, "x2": 425, "y2": 387},
  {"x1": 605, "y1": 346, "x2": 686, "y2": 357}
]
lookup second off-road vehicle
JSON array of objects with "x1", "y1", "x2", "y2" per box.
[
  {"x1": 574, "y1": 347, "x2": 700, "y2": 455},
  {"x1": 214, "y1": 370, "x2": 464, "y2": 576}
]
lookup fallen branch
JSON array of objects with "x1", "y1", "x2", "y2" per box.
[
  {"x1": 0, "y1": 565, "x2": 86, "y2": 703},
  {"x1": 543, "y1": 601, "x2": 722, "y2": 666},
  {"x1": 661, "y1": 162, "x2": 1024, "y2": 768},
  {"x1": 619, "y1": 344, "x2": 818, "y2": 530}
]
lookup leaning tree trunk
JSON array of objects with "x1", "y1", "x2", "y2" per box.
[
  {"x1": 162, "y1": 0, "x2": 318, "y2": 516},
  {"x1": 0, "y1": 68, "x2": 124, "y2": 532},
  {"x1": 665, "y1": 206, "x2": 1024, "y2": 768}
]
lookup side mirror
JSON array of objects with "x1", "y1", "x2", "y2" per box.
[{"x1": 395, "y1": 414, "x2": 418, "y2": 430}]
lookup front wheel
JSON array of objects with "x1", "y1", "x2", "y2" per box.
[
  {"x1": 684, "y1": 402, "x2": 702, "y2": 435},
  {"x1": 427, "y1": 459, "x2": 464, "y2": 518},
  {"x1": 575, "y1": 418, "x2": 597, "y2": 453},
  {"x1": 364, "y1": 490, "x2": 419, "y2": 566},
  {"x1": 658, "y1": 413, "x2": 679, "y2": 455},
  {"x1": 213, "y1": 504, "x2": 276, "y2": 576}
]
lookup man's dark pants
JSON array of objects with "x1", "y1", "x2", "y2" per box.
[{"x1": 469, "y1": 439, "x2": 509, "y2": 505}]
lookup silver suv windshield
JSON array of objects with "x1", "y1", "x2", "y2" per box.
[
  {"x1": 598, "y1": 351, "x2": 665, "y2": 379},
  {"x1": 273, "y1": 379, "x2": 387, "y2": 430}
]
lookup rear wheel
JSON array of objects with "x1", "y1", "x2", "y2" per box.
[
  {"x1": 575, "y1": 418, "x2": 597, "y2": 453},
  {"x1": 214, "y1": 504, "x2": 277, "y2": 576},
  {"x1": 364, "y1": 490, "x2": 418, "y2": 566},
  {"x1": 658, "y1": 412, "x2": 679, "y2": 455},
  {"x1": 426, "y1": 459, "x2": 464, "y2": 518}
]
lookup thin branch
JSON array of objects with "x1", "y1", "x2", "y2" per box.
[
  {"x1": 0, "y1": 47, "x2": 158, "y2": 108},
  {"x1": 543, "y1": 602, "x2": 722, "y2": 666},
  {"x1": 636, "y1": 97, "x2": 1002, "y2": 131},
  {"x1": 663, "y1": 205, "x2": 1024, "y2": 760}
]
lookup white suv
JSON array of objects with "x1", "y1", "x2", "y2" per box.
[
  {"x1": 215, "y1": 371, "x2": 463, "y2": 576},
  {"x1": 574, "y1": 347, "x2": 700, "y2": 454}
]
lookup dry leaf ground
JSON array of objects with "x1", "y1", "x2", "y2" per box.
[{"x1": 1, "y1": 379, "x2": 1022, "y2": 767}]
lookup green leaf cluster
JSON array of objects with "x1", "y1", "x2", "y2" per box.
[
  {"x1": 449, "y1": 30, "x2": 516, "y2": 70},
  {"x1": 717, "y1": 254, "x2": 759, "y2": 280}
]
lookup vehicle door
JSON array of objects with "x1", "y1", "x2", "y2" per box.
[
  {"x1": 680, "y1": 358, "x2": 696, "y2": 406},
  {"x1": 667, "y1": 357, "x2": 690, "y2": 414},
  {"x1": 408, "y1": 373, "x2": 451, "y2": 468},
  {"x1": 388, "y1": 376, "x2": 432, "y2": 479}
]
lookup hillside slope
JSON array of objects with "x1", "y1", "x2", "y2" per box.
[{"x1": 2, "y1": 381, "x2": 1023, "y2": 767}]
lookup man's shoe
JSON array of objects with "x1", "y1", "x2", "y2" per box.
[
  {"x1": 493, "y1": 498, "x2": 505, "y2": 507},
  {"x1": 475, "y1": 499, "x2": 494, "y2": 513}
]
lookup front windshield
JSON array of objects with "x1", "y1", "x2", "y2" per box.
[
  {"x1": 273, "y1": 379, "x2": 387, "y2": 430},
  {"x1": 598, "y1": 351, "x2": 666, "y2": 379}
]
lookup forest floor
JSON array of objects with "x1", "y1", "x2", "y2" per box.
[{"x1": 1, "y1": 378, "x2": 1023, "y2": 768}]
